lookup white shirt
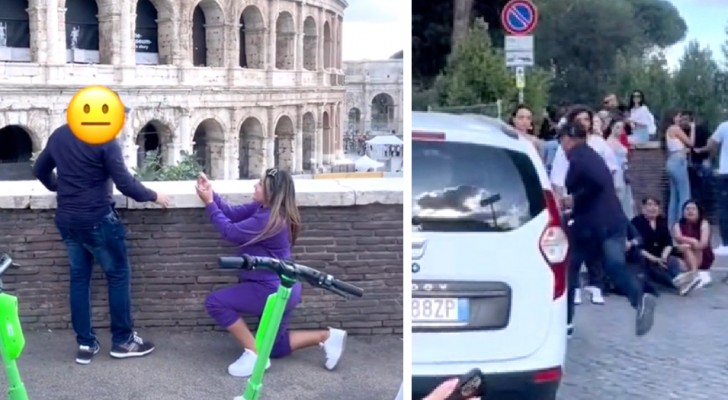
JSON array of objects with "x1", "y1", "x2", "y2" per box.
[
  {"x1": 550, "y1": 135, "x2": 619, "y2": 189},
  {"x1": 629, "y1": 105, "x2": 657, "y2": 134},
  {"x1": 712, "y1": 121, "x2": 728, "y2": 174}
]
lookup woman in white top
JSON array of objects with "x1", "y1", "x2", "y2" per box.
[
  {"x1": 664, "y1": 110, "x2": 695, "y2": 229},
  {"x1": 627, "y1": 90, "x2": 656, "y2": 144},
  {"x1": 509, "y1": 104, "x2": 544, "y2": 157},
  {"x1": 605, "y1": 118, "x2": 636, "y2": 219}
]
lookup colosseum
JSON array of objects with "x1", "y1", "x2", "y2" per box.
[{"x1": 0, "y1": 0, "x2": 348, "y2": 180}]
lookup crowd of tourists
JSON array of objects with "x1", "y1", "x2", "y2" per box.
[{"x1": 507, "y1": 90, "x2": 728, "y2": 338}]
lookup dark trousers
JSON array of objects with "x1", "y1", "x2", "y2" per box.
[
  {"x1": 562, "y1": 215, "x2": 604, "y2": 289},
  {"x1": 717, "y1": 174, "x2": 728, "y2": 247},
  {"x1": 689, "y1": 162, "x2": 714, "y2": 207},
  {"x1": 643, "y1": 256, "x2": 682, "y2": 289},
  {"x1": 56, "y1": 210, "x2": 134, "y2": 346},
  {"x1": 567, "y1": 225, "x2": 644, "y2": 325}
]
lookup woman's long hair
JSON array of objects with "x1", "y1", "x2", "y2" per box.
[
  {"x1": 244, "y1": 168, "x2": 302, "y2": 247},
  {"x1": 678, "y1": 199, "x2": 705, "y2": 226}
]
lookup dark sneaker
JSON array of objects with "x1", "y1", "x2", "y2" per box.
[
  {"x1": 567, "y1": 323, "x2": 574, "y2": 339},
  {"x1": 635, "y1": 293, "x2": 656, "y2": 336},
  {"x1": 76, "y1": 342, "x2": 100, "y2": 365},
  {"x1": 109, "y1": 332, "x2": 155, "y2": 359}
]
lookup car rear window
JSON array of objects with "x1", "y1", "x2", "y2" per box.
[{"x1": 413, "y1": 140, "x2": 545, "y2": 232}]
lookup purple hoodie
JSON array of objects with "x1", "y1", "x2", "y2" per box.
[{"x1": 205, "y1": 192, "x2": 291, "y2": 281}]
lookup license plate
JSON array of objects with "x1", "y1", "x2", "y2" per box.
[{"x1": 412, "y1": 298, "x2": 468, "y2": 323}]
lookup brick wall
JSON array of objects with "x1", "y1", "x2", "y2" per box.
[
  {"x1": 629, "y1": 144, "x2": 718, "y2": 222},
  {"x1": 0, "y1": 204, "x2": 403, "y2": 336}
]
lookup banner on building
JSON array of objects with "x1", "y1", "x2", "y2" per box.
[{"x1": 135, "y1": 29, "x2": 158, "y2": 53}]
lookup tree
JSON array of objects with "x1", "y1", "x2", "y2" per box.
[
  {"x1": 673, "y1": 41, "x2": 721, "y2": 128},
  {"x1": 435, "y1": 18, "x2": 550, "y2": 116},
  {"x1": 612, "y1": 51, "x2": 675, "y2": 126},
  {"x1": 452, "y1": 0, "x2": 475, "y2": 48},
  {"x1": 413, "y1": 0, "x2": 688, "y2": 107}
]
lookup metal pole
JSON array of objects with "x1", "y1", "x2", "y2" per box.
[{"x1": 518, "y1": 89, "x2": 524, "y2": 105}]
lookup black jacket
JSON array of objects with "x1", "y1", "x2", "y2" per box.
[{"x1": 565, "y1": 142, "x2": 627, "y2": 240}]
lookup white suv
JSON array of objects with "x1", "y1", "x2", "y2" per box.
[{"x1": 411, "y1": 112, "x2": 569, "y2": 400}]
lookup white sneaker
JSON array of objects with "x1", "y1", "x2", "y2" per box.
[
  {"x1": 227, "y1": 349, "x2": 270, "y2": 377},
  {"x1": 574, "y1": 288, "x2": 582, "y2": 305},
  {"x1": 697, "y1": 270, "x2": 712, "y2": 288},
  {"x1": 588, "y1": 287, "x2": 605, "y2": 305},
  {"x1": 322, "y1": 328, "x2": 347, "y2": 370},
  {"x1": 713, "y1": 245, "x2": 728, "y2": 256}
]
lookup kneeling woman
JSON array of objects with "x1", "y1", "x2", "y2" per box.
[{"x1": 195, "y1": 169, "x2": 346, "y2": 377}]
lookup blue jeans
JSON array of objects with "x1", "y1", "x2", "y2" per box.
[
  {"x1": 629, "y1": 128, "x2": 650, "y2": 145},
  {"x1": 567, "y1": 224, "x2": 643, "y2": 325},
  {"x1": 56, "y1": 210, "x2": 134, "y2": 346},
  {"x1": 666, "y1": 153, "x2": 691, "y2": 229},
  {"x1": 717, "y1": 174, "x2": 728, "y2": 246},
  {"x1": 543, "y1": 140, "x2": 559, "y2": 172}
]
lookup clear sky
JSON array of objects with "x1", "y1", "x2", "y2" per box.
[
  {"x1": 665, "y1": 0, "x2": 726, "y2": 68},
  {"x1": 342, "y1": 0, "x2": 404, "y2": 61}
]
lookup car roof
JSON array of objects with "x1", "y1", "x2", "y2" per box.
[
  {"x1": 413, "y1": 111, "x2": 528, "y2": 152},
  {"x1": 412, "y1": 111, "x2": 552, "y2": 188}
]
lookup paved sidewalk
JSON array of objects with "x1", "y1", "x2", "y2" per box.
[
  {"x1": 561, "y1": 268, "x2": 728, "y2": 399},
  {"x1": 0, "y1": 330, "x2": 403, "y2": 400}
]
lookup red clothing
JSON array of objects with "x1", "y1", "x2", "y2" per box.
[
  {"x1": 678, "y1": 220, "x2": 714, "y2": 270},
  {"x1": 619, "y1": 129, "x2": 630, "y2": 152}
]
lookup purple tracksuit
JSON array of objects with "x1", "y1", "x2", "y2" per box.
[{"x1": 204, "y1": 192, "x2": 302, "y2": 358}]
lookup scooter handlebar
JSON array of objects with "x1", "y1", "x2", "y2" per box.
[
  {"x1": 217, "y1": 255, "x2": 364, "y2": 298},
  {"x1": 0, "y1": 254, "x2": 20, "y2": 277}
]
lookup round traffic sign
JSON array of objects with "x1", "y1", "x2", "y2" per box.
[{"x1": 501, "y1": 0, "x2": 539, "y2": 36}]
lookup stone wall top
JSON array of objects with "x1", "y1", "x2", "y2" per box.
[{"x1": 0, "y1": 178, "x2": 403, "y2": 210}]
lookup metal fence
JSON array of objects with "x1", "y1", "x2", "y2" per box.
[{"x1": 426, "y1": 100, "x2": 503, "y2": 119}]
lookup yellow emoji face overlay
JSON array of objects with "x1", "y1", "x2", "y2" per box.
[{"x1": 66, "y1": 86, "x2": 126, "y2": 145}]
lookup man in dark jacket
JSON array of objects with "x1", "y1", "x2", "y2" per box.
[
  {"x1": 33, "y1": 117, "x2": 170, "y2": 365},
  {"x1": 559, "y1": 121, "x2": 656, "y2": 336}
]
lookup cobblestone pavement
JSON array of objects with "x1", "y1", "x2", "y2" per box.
[{"x1": 560, "y1": 263, "x2": 728, "y2": 400}]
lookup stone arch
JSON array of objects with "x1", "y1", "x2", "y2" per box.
[
  {"x1": 192, "y1": 117, "x2": 226, "y2": 179},
  {"x1": 347, "y1": 107, "x2": 362, "y2": 132},
  {"x1": 370, "y1": 92, "x2": 395, "y2": 132},
  {"x1": 191, "y1": 0, "x2": 225, "y2": 67},
  {"x1": 135, "y1": 120, "x2": 173, "y2": 170},
  {"x1": 238, "y1": 117, "x2": 265, "y2": 179},
  {"x1": 302, "y1": 16, "x2": 317, "y2": 71},
  {"x1": 274, "y1": 115, "x2": 294, "y2": 170},
  {"x1": 135, "y1": 0, "x2": 174, "y2": 65},
  {"x1": 0, "y1": 125, "x2": 34, "y2": 180},
  {"x1": 323, "y1": 21, "x2": 332, "y2": 69},
  {"x1": 322, "y1": 110, "x2": 331, "y2": 160},
  {"x1": 65, "y1": 0, "x2": 104, "y2": 64},
  {"x1": 275, "y1": 12, "x2": 295, "y2": 70},
  {"x1": 0, "y1": 0, "x2": 32, "y2": 62},
  {"x1": 346, "y1": 107, "x2": 363, "y2": 155},
  {"x1": 239, "y1": 6, "x2": 265, "y2": 69}
]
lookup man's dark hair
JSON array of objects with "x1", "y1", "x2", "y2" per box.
[{"x1": 558, "y1": 121, "x2": 588, "y2": 140}]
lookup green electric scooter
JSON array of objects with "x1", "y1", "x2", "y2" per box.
[
  {"x1": 0, "y1": 254, "x2": 28, "y2": 400},
  {"x1": 218, "y1": 255, "x2": 364, "y2": 400}
]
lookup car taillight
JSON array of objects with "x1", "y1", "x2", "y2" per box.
[
  {"x1": 412, "y1": 131, "x2": 446, "y2": 141},
  {"x1": 533, "y1": 367, "x2": 562, "y2": 383},
  {"x1": 541, "y1": 190, "x2": 569, "y2": 300}
]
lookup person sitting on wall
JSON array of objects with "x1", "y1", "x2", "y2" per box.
[
  {"x1": 194, "y1": 170, "x2": 347, "y2": 377},
  {"x1": 672, "y1": 200, "x2": 715, "y2": 288}
]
